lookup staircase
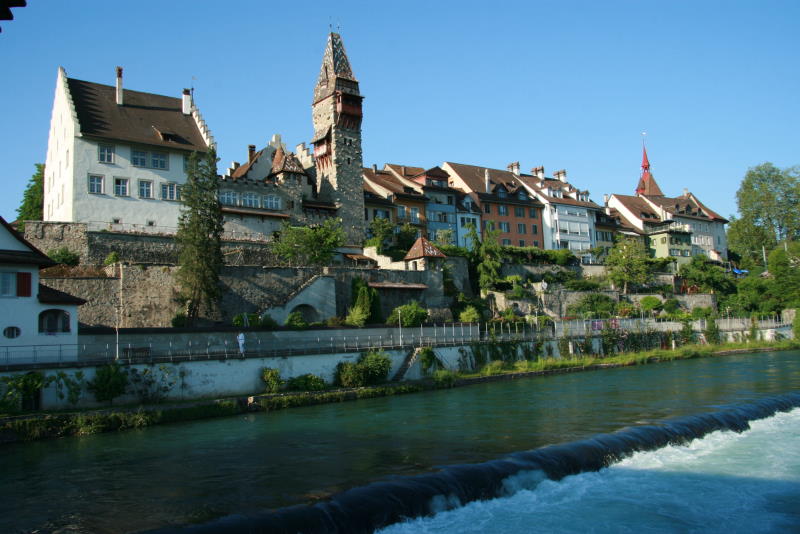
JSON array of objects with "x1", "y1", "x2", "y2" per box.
[{"x1": 392, "y1": 347, "x2": 422, "y2": 381}]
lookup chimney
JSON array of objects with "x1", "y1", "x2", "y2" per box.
[
  {"x1": 115, "y1": 66, "x2": 124, "y2": 106},
  {"x1": 248, "y1": 145, "x2": 256, "y2": 162},
  {"x1": 182, "y1": 89, "x2": 191, "y2": 115},
  {"x1": 532, "y1": 166, "x2": 545, "y2": 180},
  {"x1": 401, "y1": 166, "x2": 406, "y2": 176},
  {"x1": 555, "y1": 169, "x2": 567, "y2": 182},
  {"x1": 603, "y1": 194, "x2": 609, "y2": 206},
  {"x1": 683, "y1": 188, "x2": 689, "y2": 196},
  {"x1": 372, "y1": 164, "x2": 378, "y2": 172},
  {"x1": 507, "y1": 161, "x2": 520, "y2": 176},
  {"x1": 484, "y1": 168, "x2": 491, "y2": 193}
]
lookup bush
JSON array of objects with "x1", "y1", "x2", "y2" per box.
[
  {"x1": 326, "y1": 316, "x2": 345, "y2": 327},
  {"x1": 565, "y1": 278, "x2": 601, "y2": 291},
  {"x1": 103, "y1": 252, "x2": 120, "y2": 266},
  {"x1": 640, "y1": 296, "x2": 663, "y2": 316},
  {"x1": 345, "y1": 305, "x2": 369, "y2": 327},
  {"x1": 703, "y1": 318, "x2": 721, "y2": 345},
  {"x1": 285, "y1": 311, "x2": 308, "y2": 330},
  {"x1": 691, "y1": 306, "x2": 714, "y2": 319},
  {"x1": 261, "y1": 368, "x2": 282, "y2": 393},
  {"x1": 418, "y1": 347, "x2": 442, "y2": 375},
  {"x1": 260, "y1": 315, "x2": 278, "y2": 329},
  {"x1": 335, "y1": 350, "x2": 392, "y2": 387},
  {"x1": 387, "y1": 300, "x2": 428, "y2": 327},
  {"x1": 458, "y1": 305, "x2": 481, "y2": 323},
  {"x1": 171, "y1": 313, "x2": 187, "y2": 328},
  {"x1": 335, "y1": 361, "x2": 366, "y2": 388},
  {"x1": 481, "y1": 360, "x2": 506, "y2": 376},
  {"x1": 87, "y1": 364, "x2": 128, "y2": 404},
  {"x1": 663, "y1": 298, "x2": 681, "y2": 314},
  {"x1": 679, "y1": 319, "x2": 695, "y2": 344},
  {"x1": 48, "y1": 247, "x2": 79, "y2": 266},
  {"x1": 286, "y1": 374, "x2": 326, "y2": 391},
  {"x1": 432, "y1": 369, "x2": 458, "y2": 388},
  {"x1": 232, "y1": 313, "x2": 260, "y2": 327},
  {"x1": 567, "y1": 293, "x2": 617, "y2": 319}
]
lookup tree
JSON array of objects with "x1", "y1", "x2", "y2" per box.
[
  {"x1": 735, "y1": 163, "x2": 800, "y2": 243},
  {"x1": 477, "y1": 227, "x2": 504, "y2": 290},
  {"x1": 566, "y1": 293, "x2": 617, "y2": 318},
  {"x1": 726, "y1": 215, "x2": 776, "y2": 268},
  {"x1": 175, "y1": 149, "x2": 224, "y2": 322},
  {"x1": 395, "y1": 222, "x2": 418, "y2": 251},
  {"x1": 15, "y1": 164, "x2": 44, "y2": 230},
  {"x1": 367, "y1": 217, "x2": 394, "y2": 254},
  {"x1": 679, "y1": 255, "x2": 735, "y2": 295},
  {"x1": 605, "y1": 238, "x2": 652, "y2": 294},
  {"x1": 273, "y1": 217, "x2": 344, "y2": 266},
  {"x1": 434, "y1": 228, "x2": 454, "y2": 247}
]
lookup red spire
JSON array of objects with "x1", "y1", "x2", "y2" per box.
[
  {"x1": 635, "y1": 143, "x2": 664, "y2": 196},
  {"x1": 641, "y1": 145, "x2": 650, "y2": 171}
]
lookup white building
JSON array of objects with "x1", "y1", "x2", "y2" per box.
[
  {"x1": 43, "y1": 66, "x2": 214, "y2": 232},
  {"x1": 517, "y1": 167, "x2": 602, "y2": 259},
  {"x1": 607, "y1": 148, "x2": 728, "y2": 261},
  {"x1": 0, "y1": 217, "x2": 84, "y2": 365}
]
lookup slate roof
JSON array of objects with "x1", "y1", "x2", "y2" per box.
[
  {"x1": 271, "y1": 147, "x2": 307, "y2": 176},
  {"x1": 38, "y1": 284, "x2": 86, "y2": 305},
  {"x1": 313, "y1": 32, "x2": 359, "y2": 103},
  {"x1": 0, "y1": 216, "x2": 55, "y2": 267},
  {"x1": 66, "y1": 78, "x2": 208, "y2": 151}
]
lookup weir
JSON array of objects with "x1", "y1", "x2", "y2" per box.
[{"x1": 145, "y1": 392, "x2": 800, "y2": 534}]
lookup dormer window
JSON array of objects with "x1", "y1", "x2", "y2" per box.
[{"x1": 517, "y1": 191, "x2": 527, "y2": 200}]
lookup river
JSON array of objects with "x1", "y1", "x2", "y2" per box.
[{"x1": 2, "y1": 350, "x2": 799, "y2": 533}]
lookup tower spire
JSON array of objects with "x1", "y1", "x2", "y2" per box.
[
  {"x1": 635, "y1": 138, "x2": 664, "y2": 196},
  {"x1": 313, "y1": 32, "x2": 358, "y2": 104}
]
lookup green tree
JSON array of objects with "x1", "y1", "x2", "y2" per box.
[
  {"x1": 679, "y1": 255, "x2": 735, "y2": 295},
  {"x1": 434, "y1": 228, "x2": 455, "y2": 247},
  {"x1": 395, "y1": 222, "x2": 418, "y2": 251},
  {"x1": 605, "y1": 238, "x2": 652, "y2": 294},
  {"x1": 367, "y1": 217, "x2": 394, "y2": 254},
  {"x1": 273, "y1": 217, "x2": 344, "y2": 266},
  {"x1": 87, "y1": 364, "x2": 128, "y2": 405},
  {"x1": 175, "y1": 149, "x2": 224, "y2": 322},
  {"x1": 726, "y1": 215, "x2": 776, "y2": 268},
  {"x1": 477, "y1": 227, "x2": 504, "y2": 290},
  {"x1": 566, "y1": 293, "x2": 617, "y2": 318},
  {"x1": 639, "y1": 296, "x2": 663, "y2": 316},
  {"x1": 735, "y1": 163, "x2": 800, "y2": 243},
  {"x1": 15, "y1": 164, "x2": 44, "y2": 231}
]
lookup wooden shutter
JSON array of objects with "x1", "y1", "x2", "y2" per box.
[{"x1": 16, "y1": 272, "x2": 31, "y2": 297}]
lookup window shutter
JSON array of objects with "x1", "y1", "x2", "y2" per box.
[{"x1": 16, "y1": 272, "x2": 31, "y2": 297}]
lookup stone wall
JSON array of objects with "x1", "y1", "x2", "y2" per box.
[
  {"x1": 24, "y1": 222, "x2": 89, "y2": 263},
  {"x1": 628, "y1": 293, "x2": 716, "y2": 311}
]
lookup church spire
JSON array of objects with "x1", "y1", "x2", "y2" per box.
[
  {"x1": 313, "y1": 32, "x2": 359, "y2": 104},
  {"x1": 635, "y1": 142, "x2": 664, "y2": 196}
]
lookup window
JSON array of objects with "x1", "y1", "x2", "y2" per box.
[
  {"x1": 263, "y1": 194, "x2": 281, "y2": 210},
  {"x1": 219, "y1": 191, "x2": 238, "y2": 206},
  {"x1": 534, "y1": 240, "x2": 539, "y2": 247},
  {"x1": 138, "y1": 180, "x2": 153, "y2": 199},
  {"x1": 0, "y1": 272, "x2": 15, "y2": 296},
  {"x1": 410, "y1": 207, "x2": 420, "y2": 223},
  {"x1": 529, "y1": 208, "x2": 538, "y2": 218},
  {"x1": 501, "y1": 239, "x2": 512, "y2": 246},
  {"x1": 499, "y1": 222, "x2": 510, "y2": 233},
  {"x1": 242, "y1": 192, "x2": 259, "y2": 208},
  {"x1": 373, "y1": 208, "x2": 390, "y2": 219},
  {"x1": 114, "y1": 178, "x2": 129, "y2": 196},
  {"x1": 498, "y1": 205, "x2": 508, "y2": 216},
  {"x1": 484, "y1": 204, "x2": 491, "y2": 214},
  {"x1": 132, "y1": 150, "x2": 148, "y2": 167},
  {"x1": 519, "y1": 240, "x2": 526, "y2": 247},
  {"x1": 88, "y1": 174, "x2": 104, "y2": 194},
  {"x1": 98, "y1": 144, "x2": 115, "y2": 164},
  {"x1": 112, "y1": 218, "x2": 122, "y2": 224},
  {"x1": 183, "y1": 154, "x2": 190, "y2": 172},
  {"x1": 514, "y1": 207, "x2": 525, "y2": 217},
  {"x1": 159, "y1": 183, "x2": 180, "y2": 201},
  {"x1": 38, "y1": 309, "x2": 70, "y2": 334},
  {"x1": 447, "y1": 196, "x2": 454, "y2": 205},
  {"x1": 3, "y1": 326, "x2": 20, "y2": 339},
  {"x1": 517, "y1": 223, "x2": 527, "y2": 234},
  {"x1": 151, "y1": 152, "x2": 168, "y2": 170},
  {"x1": 532, "y1": 224, "x2": 538, "y2": 234},
  {"x1": 484, "y1": 221, "x2": 495, "y2": 230}
]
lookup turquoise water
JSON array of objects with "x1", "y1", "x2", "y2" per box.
[
  {"x1": 1, "y1": 350, "x2": 799, "y2": 533},
  {"x1": 379, "y1": 407, "x2": 800, "y2": 534}
]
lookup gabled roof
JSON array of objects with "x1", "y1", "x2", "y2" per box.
[
  {"x1": 444, "y1": 162, "x2": 529, "y2": 196},
  {"x1": 38, "y1": 284, "x2": 86, "y2": 306},
  {"x1": 230, "y1": 149, "x2": 265, "y2": 180},
  {"x1": 404, "y1": 237, "x2": 447, "y2": 261},
  {"x1": 0, "y1": 216, "x2": 55, "y2": 267},
  {"x1": 611, "y1": 194, "x2": 662, "y2": 221},
  {"x1": 656, "y1": 193, "x2": 728, "y2": 223},
  {"x1": 270, "y1": 147, "x2": 307, "y2": 176},
  {"x1": 66, "y1": 78, "x2": 209, "y2": 152},
  {"x1": 364, "y1": 167, "x2": 426, "y2": 201},
  {"x1": 516, "y1": 175, "x2": 601, "y2": 209}
]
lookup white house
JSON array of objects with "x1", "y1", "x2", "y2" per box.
[
  {"x1": 43, "y1": 66, "x2": 214, "y2": 232},
  {"x1": 0, "y1": 217, "x2": 85, "y2": 364}
]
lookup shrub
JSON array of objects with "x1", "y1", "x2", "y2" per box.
[
  {"x1": 679, "y1": 319, "x2": 695, "y2": 344},
  {"x1": 458, "y1": 305, "x2": 481, "y2": 323},
  {"x1": 418, "y1": 347, "x2": 442, "y2": 375},
  {"x1": 387, "y1": 300, "x2": 428, "y2": 327},
  {"x1": 335, "y1": 361, "x2": 366, "y2": 388},
  {"x1": 432, "y1": 369, "x2": 458, "y2": 388},
  {"x1": 171, "y1": 313, "x2": 187, "y2": 327},
  {"x1": 0, "y1": 372, "x2": 50, "y2": 412},
  {"x1": 691, "y1": 306, "x2": 714, "y2": 319},
  {"x1": 335, "y1": 350, "x2": 392, "y2": 387},
  {"x1": 326, "y1": 316, "x2": 345, "y2": 327},
  {"x1": 345, "y1": 305, "x2": 369, "y2": 327},
  {"x1": 232, "y1": 313, "x2": 260, "y2": 327},
  {"x1": 565, "y1": 278, "x2": 601, "y2": 291},
  {"x1": 285, "y1": 311, "x2": 308, "y2": 330},
  {"x1": 663, "y1": 298, "x2": 681, "y2": 314},
  {"x1": 87, "y1": 364, "x2": 128, "y2": 405},
  {"x1": 260, "y1": 314, "x2": 278, "y2": 329},
  {"x1": 567, "y1": 293, "x2": 617, "y2": 319},
  {"x1": 481, "y1": 360, "x2": 506, "y2": 376},
  {"x1": 286, "y1": 373, "x2": 326, "y2": 391},
  {"x1": 261, "y1": 368, "x2": 282, "y2": 393},
  {"x1": 48, "y1": 247, "x2": 79, "y2": 266},
  {"x1": 703, "y1": 317, "x2": 721, "y2": 345},
  {"x1": 640, "y1": 296, "x2": 663, "y2": 316},
  {"x1": 103, "y1": 252, "x2": 120, "y2": 266}
]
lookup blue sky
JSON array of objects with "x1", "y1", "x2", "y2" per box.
[{"x1": 1, "y1": 0, "x2": 798, "y2": 223}]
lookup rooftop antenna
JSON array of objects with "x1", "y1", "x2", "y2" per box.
[{"x1": 190, "y1": 75, "x2": 197, "y2": 98}]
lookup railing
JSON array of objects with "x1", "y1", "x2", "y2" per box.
[{"x1": 0, "y1": 317, "x2": 791, "y2": 369}]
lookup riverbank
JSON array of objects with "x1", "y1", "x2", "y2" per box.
[{"x1": 2, "y1": 339, "x2": 798, "y2": 444}]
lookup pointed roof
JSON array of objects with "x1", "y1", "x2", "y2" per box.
[
  {"x1": 635, "y1": 145, "x2": 664, "y2": 196},
  {"x1": 313, "y1": 33, "x2": 358, "y2": 103},
  {"x1": 404, "y1": 237, "x2": 447, "y2": 261},
  {"x1": 270, "y1": 146, "x2": 307, "y2": 176}
]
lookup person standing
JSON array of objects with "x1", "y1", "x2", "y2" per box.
[{"x1": 237, "y1": 332, "x2": 246, "y2": 357}]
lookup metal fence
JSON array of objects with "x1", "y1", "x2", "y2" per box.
[{"x1": 0, "y1": 316, "x2": 792, "y2": 368}]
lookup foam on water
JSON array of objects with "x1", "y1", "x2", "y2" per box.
[{"x1": 378, "y1": 407, "x2": 800, "y2": 534}]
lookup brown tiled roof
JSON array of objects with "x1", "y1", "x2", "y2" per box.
[
  {"x1": 404, "y1": 237, "x2": 447, "y2": 261},
  {"x1": 364, "y1": 168, "x2": 425, "y2": 200},
  {"x1": 656, "y1": 194, "x2": 728, "y2": 223},
  {"x1": 384, "y1": 163, "x2": 425, "y2": 180},
  {"x1": 608, "y1": 208, "x2": 644, "y2": 235},
  {"x1": 368, "y1": 281, "x2": 428, "y2": 290},
  {"x1": 38, "y1": 284, "x2": 86, "y2": 305},
  {"x1": 230, "y1": 149, "x2": 264, "y2": 180},
  {"x1": 516, "y1": 175, "x2": 601, "y2": 209},
  {"x1": 612, "y1": 194, "x2": 661, "y2": 220},
  {"x1": 271, "y1": 147, "x2": 307, "y2": 176},
  {"x1": 0, "y1": 216, "x2": 55, "y2": 267},
  {"x1": 444, "y1": 162, "x2": 529, "y2": 196},
  {"x1": 67, "y1": 78, "x2": 208, "y2": 151}
]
